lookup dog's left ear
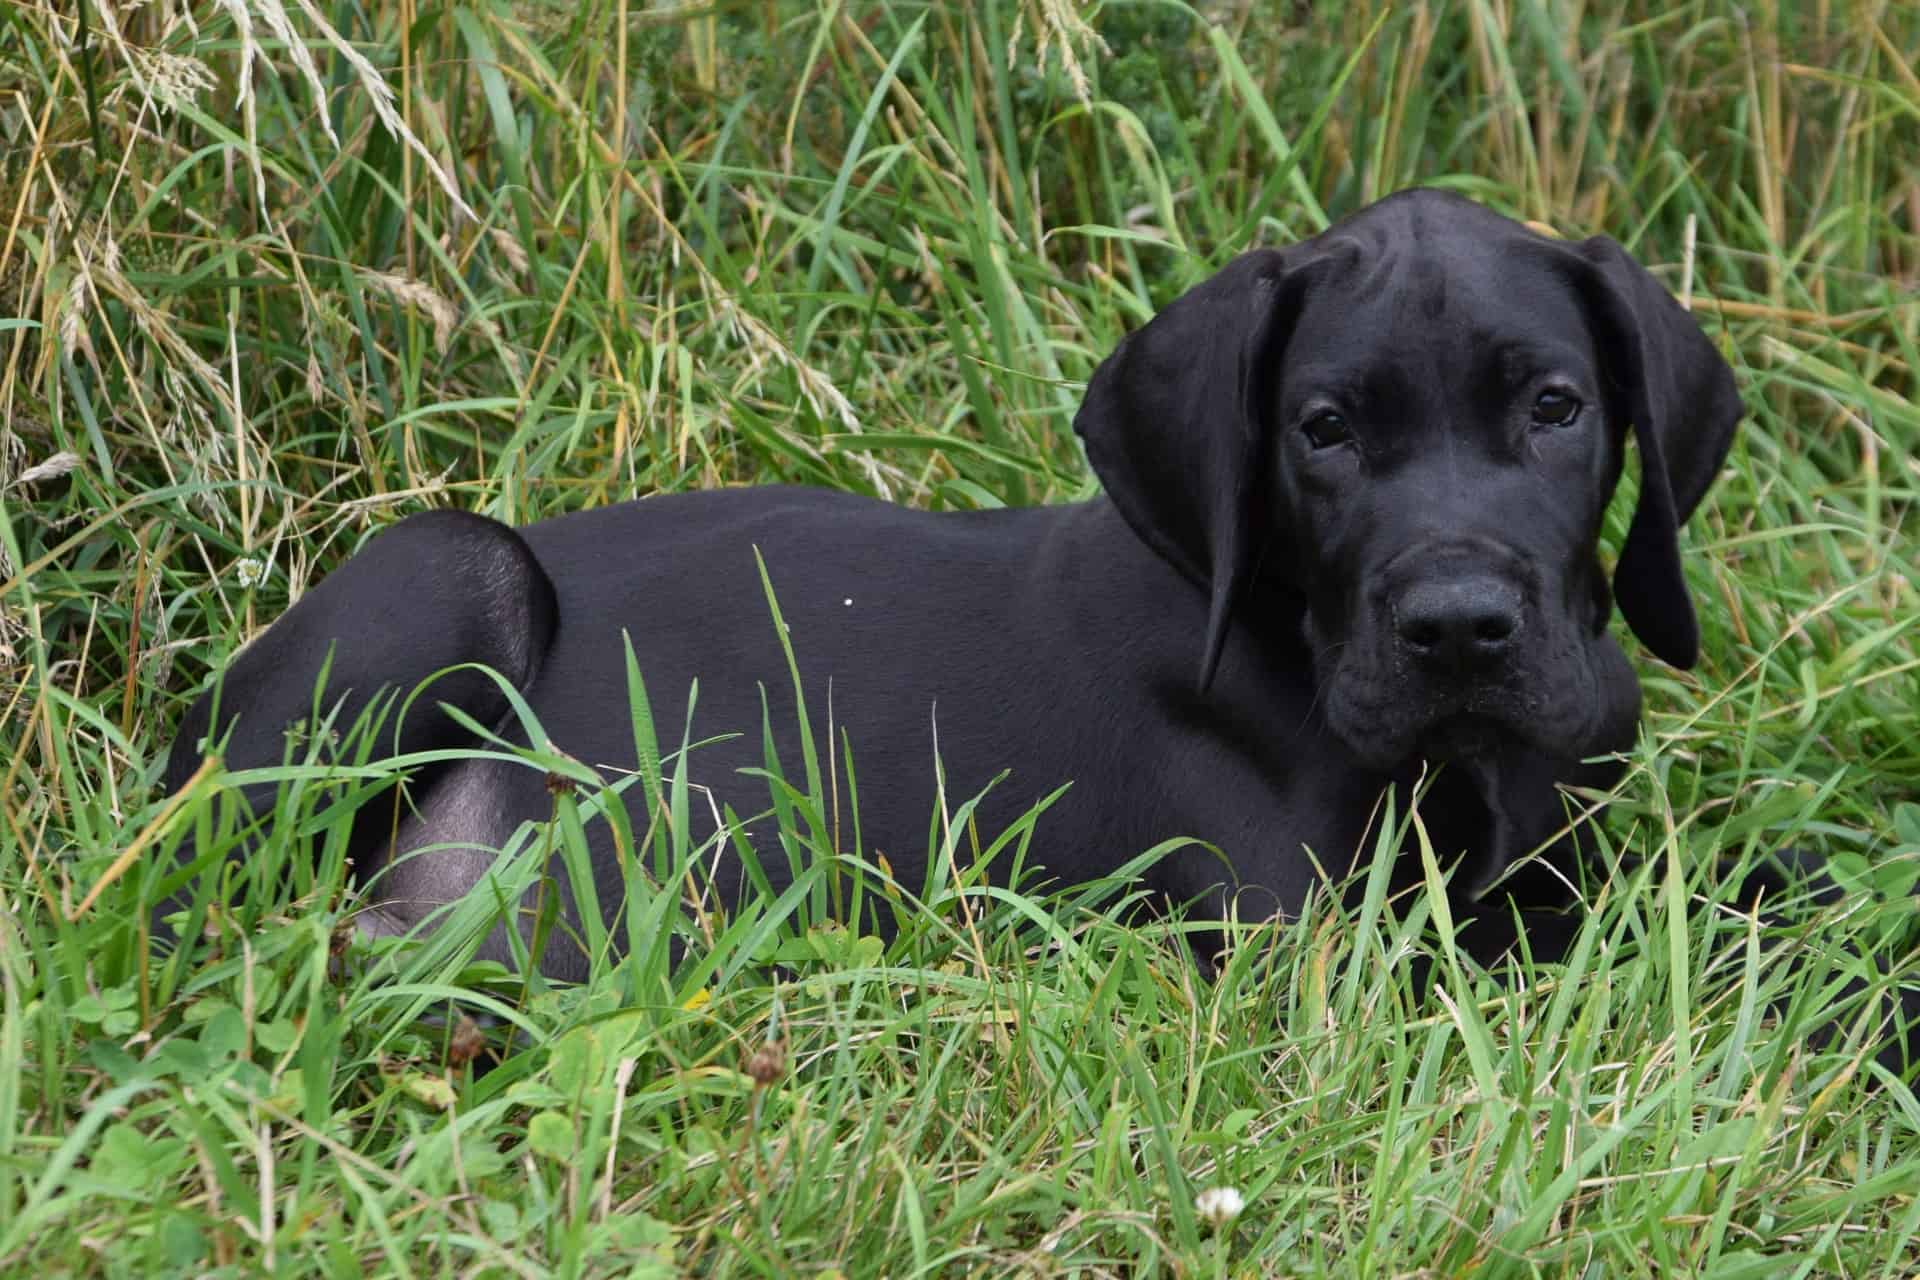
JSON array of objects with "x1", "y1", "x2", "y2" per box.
[
  {"x1": 1074, "y1": 249, "x2": 1317, "y2": 690},
  {"x1": 1573, "y1": 236, "x2": 1744, "y2": 669}
]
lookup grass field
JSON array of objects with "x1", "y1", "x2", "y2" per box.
[{"x1": 4, "y1": 0, "x2": 1920, "y2": 1273}]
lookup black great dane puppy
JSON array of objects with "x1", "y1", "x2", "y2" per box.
[{"x1": 162, "y1": 189, "x2": 1741, "y2": 988}]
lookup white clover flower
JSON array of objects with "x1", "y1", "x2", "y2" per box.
[
  {"x1": 234, "y1": 557, "x2": 268, "y2": 589},
  {"x1": 1194, "y1": 1185, "x2": 1244, "y2": 1231}
]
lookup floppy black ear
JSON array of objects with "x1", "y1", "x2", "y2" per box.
[
  {"x1": 1074, "y1": 249, "x2": 1310, "y2": 689},
  {"x1": 1574, "y1": 236, "x2": 1744, "y2": 669}
]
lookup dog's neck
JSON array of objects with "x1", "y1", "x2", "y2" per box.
[{"x1": 1446, "y1": 745, "x2": 1622, "y2": 901}]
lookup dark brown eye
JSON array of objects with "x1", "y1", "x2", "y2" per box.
[
  {"x1": 1303, "y1": 410, "x2": 1351, "y2": 449},
  {"x1": 1532, "y1": 390, "x2": 1580, "y2": 427}
]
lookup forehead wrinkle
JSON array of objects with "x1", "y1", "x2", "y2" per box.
[
  {"x1": 1475, "y1": 332, "x2": 1601, "y2": 389},
  {"x1": 1332, "y1": 227, "x2": 1410, "y2": 311},
  {"x1": 1291, "y1": 233, "x2": 1589, "y2": 413},
  {"x1": 1320, "y1": 208, "x2": 1504, "y2": 331}
]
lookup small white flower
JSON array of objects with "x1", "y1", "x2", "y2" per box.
[
  {"x1": 1194, "y1": 1185, "x2": 1244, "y2": 1231},
  {"x1": 234, "y1": 556, "x2": 267, "y2": 588}
]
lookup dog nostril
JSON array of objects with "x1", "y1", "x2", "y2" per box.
[
  {"x1": 1474, "y1": 614, "x2": 1515, "y2": 644},
  {"x1": 1403, "y1": 620, "x2": 1443, "y2": 649}
]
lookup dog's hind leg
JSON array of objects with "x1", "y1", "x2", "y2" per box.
[{"x1": 156, "y1": 510, "x2": 558, "y2": 937}]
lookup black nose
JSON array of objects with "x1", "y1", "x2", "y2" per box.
[{"x1": 1394, "y1": 577, "x2": 1523, "y2": 671}]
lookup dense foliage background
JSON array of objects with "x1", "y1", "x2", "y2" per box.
[{"x1": 1, "y1": 0, "x2": 1917, "y2": 1273}]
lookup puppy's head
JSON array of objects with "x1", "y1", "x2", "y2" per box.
[{"x1": 1075, "y1": 189, "x2": 1743, "y2": 768}]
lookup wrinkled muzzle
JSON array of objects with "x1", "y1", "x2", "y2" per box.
[{"x1": 1317, "y1": 536, "x2": 1614, "y2": 769}]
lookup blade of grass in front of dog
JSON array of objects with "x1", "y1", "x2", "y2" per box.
[
  {"x1": 754, "y1": 548, "x2": 825, "y2": 824},
  {"x1": 1337, "y1": 788, "x2": 1403, "y2": 1017},
  {"x1": 1413, "y1": 805, "x2": 1451, "y2": 974},
  {"x1": 1409, "y1": 807, "x2": 1499, "y2": 1099},
  {"x1": 550, "y1": 790, "x2": 611, "y2": 969},
  {"x1": 1529, "y1": 875, "x2": 1613, "y2": 1094},
  {"x1": 978, "y1": 779, "x2": 1071, "y2": 905},
  {"x1": 669, "y1": 680, "x2": 696, "y2": 888},
  {"x1": 713, "y1": 865, "x2": 828, "y2": 993},
  {"x1": 622, "y1": 632, "x2": 670, "y2": 879},
  {"x1": 839, "y1": 730, "x2": 868, "y2": 933},
  {"x1": 1662, "y1": 815, "x2": 1695, "y2": 1119}
]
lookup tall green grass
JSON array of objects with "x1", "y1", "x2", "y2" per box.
[{"x1": 2, "y1": 0, "x2": 1917, "y2": 1272}]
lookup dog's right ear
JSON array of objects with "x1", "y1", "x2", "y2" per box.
[{"x1": 1074, "y1": 249, "x2": 1315, "y2": 691}]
